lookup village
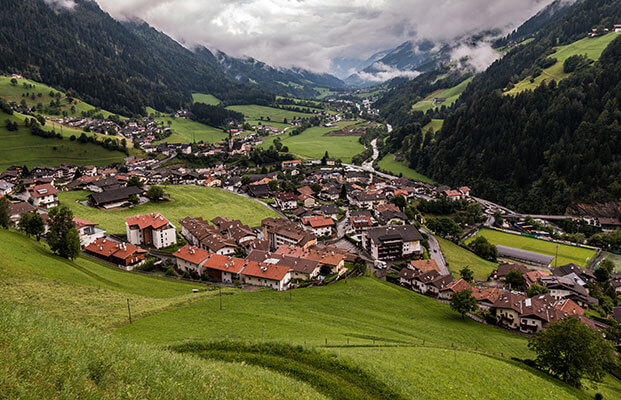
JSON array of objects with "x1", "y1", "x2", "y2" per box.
[{"x1": 1, "y1": 148, "x2": 620, "y2": 339}]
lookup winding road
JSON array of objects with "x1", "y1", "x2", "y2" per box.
[{"x1": 420, "y1": 227, "x2": 449, "y2": 275}]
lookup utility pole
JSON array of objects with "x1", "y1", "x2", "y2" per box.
[
  {"x1": 555, "y1": 244, "x2": 559, "y2": 268},
  {"x1": 219, "y1": 286, "x2": 222, "y2": 311},
  {"x1": 127, "y1": 298, "x2": 132, "y2": 324}
]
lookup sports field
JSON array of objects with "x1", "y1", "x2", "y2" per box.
[
  {"x1": 466, "y1": 228, "x2": 597, "y2": 267},
  {"x1": 377, "y1": 154, "x2": 434, "y2": 183},
  {"x1": 506, "y1": 33, "x2": 618, "y2": 95},
  {"x1": 59, "y1": 185, "x2": 279, "y2": 235},
  {"x1": 260, "y1": 120, "x2": 364, "y2": 162}
]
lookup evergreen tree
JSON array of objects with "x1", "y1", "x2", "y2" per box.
[{"x1": 47, "y1": 206, "x2": 80, "y2": 259}]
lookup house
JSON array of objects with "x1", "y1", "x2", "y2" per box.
[
  {"x1": 301, "y1": 215, "x2": 335, "y2": 237},
  {"x1": 262, "y1": 218, "x2": 317, "y2": 251},
  {"x1": 297, "y1": 186, "x2": 315, "y2": 197},
  {"x1": 409, "y1": 259, "x2": 440, "y2": 274},
  {"x1": 87, "y1": 177, "x2": 123, "y2": 193},
  {"x1": 614, "y1": 24, "x2": 621, "y2": 33},
  {"x1": 0, "y1": 180, "x2": 14, "y2": 196},
  {"x1": 442, "y1": 190, "x2": 463, "y2": 200},
  {"x1": 241, "y1": 261, "x2": 292, "y2": 291},
  {"x1": 539, "y1": 275, "x2": 597, "y2": 308},
  {"x1": 362, "y1": 225, "x2": 423, "y2": 260},
  {"x1": 471, "y1": 287, "x2": 503, "y2": 310},
  {"x1": 174, "y1": 246, "x2": 246, "y2": 283},
  {"x1": 248, "y1": 183, "x2": 270, "y2": 198},
  {"x1": 125, "y1": 213, "x2": 176, "y2": 249},
  {"x1": 73, "y1": 218, "x2": 106, "y2": 247},
  {"x1": 88, "y1": 186, "x2": 143, "y2": 209},
  {"x1": 27, "y1": 184, "x2": 59, "y2": 209},
  {"x1": 247, "y1": 249, "x2": 321, "y2": 280},
  {"x1": 275, "y1": 244, "x2": 346, "y2": 275},
  {"x1": 410, "y1": 270, "x2": 441, "y2": 294},
  {"x1": 459, "y1": 187, "x2": 471, "y2": 197},
  {"x1": 377, "y1": 210, "x2": 408, "y2": 225},
  {"x1": 517, "y1": 294, "x2": 565, "y2": 334},
  {"x1": 491, "y1": 292, "x2": 528, "y2": 330},
  {"x1": 319, "y1": 204, "x2": 339, "y2": 220},
  {"x1": 348, "y1": 191, "x2": 386, "y2": 209},
  {"x1": 8, "y1": 201, "x2": 36, "y2": 226},
  {"x1": 85, "y1": 238, "x2": 147, "y2": 268},
  {"x1": 438, "y1": 278, "x2": 472, "y2": 300},
  {"x1": 552, "y1": 263, "x2": 595, "y2": 282},
  {"x1": 349, "y1": 215, "x2": 374, "y2": 235},
  {"x1": 525, "y1": 270, "x2": 549, "y2": 287},
  {"x1": 281, "y1": 160, "x2": 302, "y2": 169},
  {"x1": 490, "y1": 263, "x2": 530, "y2": 281},
  {"x1": 426, "y1": 274, "x2": 455, "y2": 297},
  {"x1": 203, "y1": 176, "x2": 221, "y2": 187},
  {"x1": 275, "y1": 192, "x2": 298, "y2": 210}
]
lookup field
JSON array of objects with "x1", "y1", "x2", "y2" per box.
[
  {"x1": 376, "y1": 153, "x2": 434, "y2": 183},
  {"x1": 506, "y1": 33, "x2": 619, "y2": 95},
  {"x1": 154, "y1": 117, "x2": 227, "y2": 144},
  {"x1": 59, "y1": 185, "x2": 279, "y2": 235},
  {"x1": 260, "y1": 120, "x2": 365, "y2": 162},
  {"x1": 411, "y1": 77, "x2": 473, "y2": 112},
  {"x1": 465, "y1": 228, "x2": 597, "y2": 268},
  {"x1": 0, "y1": 114, "x2": 127, "y2": 170},
  {"x1": 0, "y1": 76, "x2": 116, "y2": 118},
  {"x1": 422, "y1": 118, "x2": 444, "y2": 134},
  {"x1": 192, "y1": 93, "x2": 221, "y2": 105},
  {"x1": 438, "y1": 237, "x2": 498, "y2": 280},
  {"x1": 1, "y1": 303, "x2": 325, "y2": 400},
  {"x1": 602, "y1": 252, "x2": 621, "y2": 272},
  {"x1": 226, "y1": 104, "x2": 315, "y2": 124}
]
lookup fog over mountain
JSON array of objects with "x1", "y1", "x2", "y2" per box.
[{"x1": 92, "y1": 0, "x2": 558, "y2": 77}]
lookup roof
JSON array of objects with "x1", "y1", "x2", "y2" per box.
[
  {"x1": 496, "y1": 245, "x2": 554, "y2": 265},
  {"x1": 72, "y1": 217, "x2": 97, "y2": 230},
  {"x1": 409, "y1": 259, "x2": 439, "y2": 273},
  {"x1": 443, "y1": 190, "x2": 462, "y2": 197},
  {"x1": 89, "y1": 186, "x2": 142, "y2": 206},
  {"x1": 496, "y1": 263, "x2": 530, "y2": 277},
  {"x1": 555, "y1": 298, "x2": 584, "y2": 316},
  {"x1": 441, "y1": 278, "x2": 472, "y2": 293},
  {"x1": 276, "y1": 192, "x2": 298, "y2": 202},
  {"x1": 553, "y1": 263, "x2": 595, "y2": 280},
  {"x1": 275, "y1": 244, "x2": 344, "y2": 267},
  {"x1": 472, "y1": 287, "x2": 503, "y2": 303},
  {"x1": 428, "y1": 274, "x2": 454, "y2": 289},
  {"x1": 126, "y1": 213, "x2": 170, "y2": 230},
  {"x1": 85, "y1": 238, "x2": 145, "y2": 260},
  {"x1": 28, "y1": 184, "x2": 58, "y2": 198},
  {"x1": 247, "y1": 249, "x2": 320, "y2": 275},
  {"x1": 242, "y1": 261, "x2": 292, "y2": 281},
  {"x1": 302, "y1": 216, "x2": 335, "y2": 228},
  {"x1": 201, "y1": 253, "x2": 247, "y2": 274},
  {"x1": 8, "y1": 201, "x2": 35, "y2": 216},
  {"x1": 174, "y1": 244, "x2": 210, "y2": 265},
  {"x1": 366, "y1": 225, "x2": 423, "y2": 244},
  {"x1": 491, "y1": 292, "x2": 527, "y2": 313}
]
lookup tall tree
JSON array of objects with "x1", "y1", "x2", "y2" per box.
[
  {"x1": 47, "y1": 206, "x2": 80, "y2": 259},
  {"x1": 450, "y1": 290, "x2": 478, "y2": 319},
  {"x1": 460, "y1": 266, "x2": 474, "y2": 283},
  {"x1": 18, "y1": 212, "x2": 45, "y2": 240},
  {"x1": 0, "y1": 197, "x2": 10, "y2": 229}
]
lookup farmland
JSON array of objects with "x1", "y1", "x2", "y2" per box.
[
  {"x1": 437, "y1": 237, "x2": 498, "y2": 280},
  {"x1": 58, "y1": 185, "x2": 279, "y2": 235},
  {"x1": 465, "y1": 228, "x2": 597, "y2": 268},
  {"x1": 260, "y1": 121, "x2": 365, "y2": 162},
  {"x1": 411, "y1": 77, "x2": 473, "y2": 112},
  {"x1": 226, "y1": 104, "x2": 315, "y2": 124},
  {"x1": 376, "y1": 154, "x2": 434, "y2": 183},
  {"x1": 192, "y1": 93, "x2": 221, "y2": 105},
  {"x1": 506, "y1": 33, "x2": 618, "y2": 95},
  {"x1": 0, "y1": 114, "x2": 126, "y2": 170}
]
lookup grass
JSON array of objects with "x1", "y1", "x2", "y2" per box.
[
  {"x1": 602, "y1": 252, "x2": 621, "y2": 273},
  {"x1": 422, "y1": 118, "x2": 444, "y2": 134},
  {"x1": 226, "y1": 104, "x2": 315, "y2": 124},
  {"x1": 0, "y1": 76, "x2": 116, "y2": 118},
  {"x1": 376, "y1": 153, "x2": 434, "y2": 183},
  {"x1": 59, "y1": 185, "x2": 279, "y2": 235},
  {"x1": 465, "y1": 228, "x2": 597, "y2": 268},
  {"x1": 260, "y1": 120, "x2": 364, "y2": 163},
  {"x1": 411, "y1": 77, "x2": 473, "y2": 112},
  {"x1": 0, "y1": 113, "x2": 127, "y2": 170},
  {"x1": 154, "y1": 117, "x2": 227, "y2": 144},
  {"x1": 437, "y1": 237, "x2": 498, "y2": 280},
  {"x1": 0, "y1": 302, "x2": 326, "y2": 400},
  {"x1": 506, "y1": 33, "x2": 619, "y2": 95},
  {"x1": 0, "y1": 229, "x2": 212, "y2": 330},
  {"x1": 192, "y1": 93, "x2": 221, "y2": 105}
]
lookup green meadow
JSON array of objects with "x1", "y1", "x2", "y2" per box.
[
  {"x1": 376, "y1": 154, "x2": 434, "y2": 183},
  {"x1": 465, "y1": 228, "x2": 597, "y2": 267},
  {"x1": 422, "y1": 118, "x2": 444, "y2": 133},
  {"x1": 226, "y1": 104, "x2": 315, "y2": 123},
  {"x1": 155, "y1": 117, "x2": 227, "y2": 144},
  {"x1": 506, "y1": 33, "x2": 619, "y2": 95},
  {"x1": 192, "y1": 93, "x2": 221, "y2": 105},
  {"x1": 59, "y1": 185, "x2": 279, "y2": 235},
  {"x1": 411, "y1": 77, "x2": 473, "y2": 112},
  {"x1": 438, "y1": 236, "x2": 498, "y2": 280}
]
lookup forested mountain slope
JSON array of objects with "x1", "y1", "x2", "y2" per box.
[{"x1": 0, "y1": 0, "x2": 272, "y2": 116}]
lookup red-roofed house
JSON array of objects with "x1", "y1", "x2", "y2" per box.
[
  {"x1": 241, "y1": 261, "x2": 292, "y2": 291},
  {"x1": 443, "y1": 190, "x2": 463, "y2": 200},
  {"x1": 275, "y1": 192, "x2": 298, "y2": 210},
  {"x1": 174, "y1": 245, "x2": 246, "y2": 283},
  {"x1": 459, "y1": 187, "x2": 471, "y2": 197},
  {"x1": 27, "y1": 184, "x2": 59, "y2": 209},
  {"x1": 73, "y1": 217, "x2": 106, "y2": 247},
  {"x1": 85, "y1": 238, "x2": 147, "y2": 267},
  {"x1": 301, "y1": 216, "x2": 335, "y2": 237},
  {"x1": 126, "y1": 213, "x2": 176, "y2": 249},
  {"x1": 439, "y1": 278, "x2": 473, "y2": 300}
]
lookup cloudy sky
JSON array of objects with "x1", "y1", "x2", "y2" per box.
[{"x1": 89, "y1": 0, "x2": 556, "y2": 76}]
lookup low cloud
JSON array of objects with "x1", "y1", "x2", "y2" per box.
[
  {"x1": 353, "y1": 62, "x2": 421, "y2": 82},
  {"x1": 93, "y1": 0, "x2": 556, "y2": 73},
  {"x1": 450, "y1": 42, "x2": 501, "y2": 72},
  {"x1": 44, "y1": 0, "x2": 76, "y2": 10}
]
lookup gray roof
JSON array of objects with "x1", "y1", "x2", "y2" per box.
[
  {"x1": 366, "y1": 225, "x2": 423, "y2": 244},
  {"x1": 89, "y1": 186, "x2": 143, "y2": 206},
  {"x1": 496, "y1": 245, "x2": 554, "y2": 266}
]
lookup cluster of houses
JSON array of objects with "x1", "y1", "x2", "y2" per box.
[{"x1": 399, "y1": 259, "x2": 603, "y2": 334}]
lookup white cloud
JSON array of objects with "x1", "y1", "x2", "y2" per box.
[
  {"x1": 92, "y1": 0, "x2": 556, "y2": 73},
  {"x1": 44, "y1": 0, "x2": 76, "y2": 9},
  {"x1": 450, "y1": 42, "x2": 501, "y2": 72},
  {"x1": 354, "y1": 62, "x2": 421, "y2": 82}
]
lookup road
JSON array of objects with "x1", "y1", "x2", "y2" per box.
[
  {"x1": 420, "y1": 227, "x2": 449, "y2": 275},
  {"x1": 152, "y1": 151, "x2": 177, "y2": 169}
]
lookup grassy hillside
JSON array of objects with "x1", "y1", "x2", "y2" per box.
[
  {"x1": 376, "y1": 154, "x2": 435, "y2": 183},
  {"x1": 260, "y1": 121, "x2": 364, "y2": 162},
  {"x1": 506, "y1": 33, "x2": 618, "y2": 95},
  {"x1": 0, "y1": 113, "x2": 126, "y2": 170},
  {"x1": 437, "y1": 237, "x2": 498, "y2": 280},
  {"x1": 0, "y1": 302, "x2": 326, "y2": 400},
  {"x1": 411, "y1": 77, "x2": 473, "y2": 112},
  {"x1": 227, "y1": 104, "x2": 315, "y2": 124},
  {"x1": 465, "y1": 228, "x2": 597, "y2": 267},
  {"x1": 59, "y1": 185, "x2": 279, "y2": 235},
  {"x1": 192, "y1": 93, "x2": 221, "y2": 105},
  {"x1": 0, "y1": 76, "x2": 116, "y2": 118},
  {"x1": 422, "y1": 118, "x2": 444, "y2": 133},
  {"x1": 155, "y1": 117, "x2": 227, "y2": 144}
]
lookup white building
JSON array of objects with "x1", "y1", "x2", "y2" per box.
[
  {"x1": 27, "y1": 184, "x2": 59, "y2": 209},
  {"x1": 125, "y1": 213, "x2": 176, "y2": 249}
]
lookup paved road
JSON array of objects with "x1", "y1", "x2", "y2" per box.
[
  {"x1": 420, "y1": 227, "x2": 449, "y2": 275},
  {"x1": 335, "y1": 210, "x2": 349, "y2": 239}
]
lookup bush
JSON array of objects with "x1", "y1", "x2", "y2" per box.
[{"x1": 165, "y1": 266, "x2": 177, "y2": 277}]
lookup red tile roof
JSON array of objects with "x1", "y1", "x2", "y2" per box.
[
  {"x1": 126, "y1": 213, "x2": 170, "y2": 230},
  {"x1": 441, "y1": 278, "x2": 472, "y2": 293},
  {"x1": 28, "y1": 184, "x2": 58, "y2": 198},
  {"x1": 174, "y1": 245, "x2": 211, "y2": 265},
  {"x1": 85, "y1": 238, "x2": 145, "y2": 260},
  {"x1": 73, "y1": 217, "x2": 97, "y2": 230},
  {"x1": 242, "y1": 261, "x2": 291, "y2": 281},
  {"x1": 302, "y1": 216, "x2": 335, "y2": 228}
]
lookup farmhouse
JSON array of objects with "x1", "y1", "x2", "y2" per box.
[
  {"x1": 362, "y1": 225, "x2": 423, "y2": 260},
  {"x1": 85, "y1": 238, "x2": 147, "y2": 268},
  {"x1": 27, "y1": 184, "x2": 59, "y2": 209},
  {"x1": 126, "y1": 213, "x2": 176, "y2": 249}
]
